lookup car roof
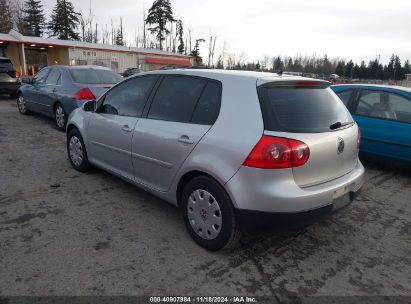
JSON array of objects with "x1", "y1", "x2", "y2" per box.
[
  {"x1": 137, "y1": 68, "x2": 318, "y2": 84},
  {"x1": 332, "y1": 83, "x2": 411, "y2": 93},
  {"x1": 47, "y1": 65, "x2": 112, "y2": 71}
]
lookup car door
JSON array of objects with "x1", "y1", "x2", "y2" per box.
[
  {"x1": 39, "y1": 68, "x2": 62, "y2": 116},
  {"x1": 87, "y1": 75, "x2": 158, "y2": 180},
  {"x1": 132, "y1": 75, "x2": 221, "y2": 192},
  {"x1": 25, "y1": 68, "x2": 50, "y2": 112},
  {"x1": 353, "y1": 88, "x2": 411, "y2": 161}
]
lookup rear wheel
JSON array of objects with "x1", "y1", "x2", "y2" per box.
[
  {"x1": 55, "y1": 103, "x2": 67, "y2": 131},
  {"x1": 181, "y1": 176, "x2": 241, "y2": 251},
  {"x1": 67, "y1": 128, "x2": 91, "y2": 172},
  {"x1": 16, "y1": 94, "x2": 29, "y2": 115}
]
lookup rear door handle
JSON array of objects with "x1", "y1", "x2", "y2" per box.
[
  {"x1": 121, "y1": 125, "x2": 132, "y2": 132},
  {"x1": 178, "y1": 135, "x2": 194, "y2": 145}
]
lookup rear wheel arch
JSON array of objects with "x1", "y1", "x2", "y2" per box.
[{"x1": 176, "y1": 170, "x2": 226, "y2": 207}]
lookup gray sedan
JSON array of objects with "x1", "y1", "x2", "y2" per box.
[
  {"x1": 66, "y1": 69, "x2": 364, "y2": 251},
  {"x1": 17, "y1": 65, "x2": 122, "y2": 130}
]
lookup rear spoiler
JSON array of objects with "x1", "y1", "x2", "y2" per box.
[{"x1": 257, "y1": 79, "x2": 330, "y2": 89}]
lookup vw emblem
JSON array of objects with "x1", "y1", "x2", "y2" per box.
[{"x1": 337, "y1": 137, "x2": 345, "y2": 154}]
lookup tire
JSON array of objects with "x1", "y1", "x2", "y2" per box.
[
  {"x1": 16, "y1": 93, "x2": 30, "y2": 115},
  {"x1": 67, "y1": 128, "x2": 91, "y2": 172},
  {"x1": 54, "y1": 103, "x2": 67, "y2": 131},
  {"x1": 181, "y1": 176, "x2": 241, "y2": 251}
]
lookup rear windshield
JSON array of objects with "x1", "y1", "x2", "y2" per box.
[
  {"x1": 0, "y1": 59, "x2": 13, "y2": 70},
  {"x1": 69, "y1": 69, "x2": 122, "y2": 84},
  {"x1": 258, "y1": 86, "x2": 353, "y2": 133}
]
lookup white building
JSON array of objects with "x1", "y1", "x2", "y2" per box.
[{"x1": 0, "y1": 30, "x2": 193, "y2": 76}]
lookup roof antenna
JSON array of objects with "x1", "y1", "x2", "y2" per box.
[{"x1": 277, "y1": 70, "x2": 283, "y2": 76}]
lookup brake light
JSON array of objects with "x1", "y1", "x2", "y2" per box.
[
  {"x1": 243, "y1": 135, "x2": 310, "y2": 169},
  {"x1": 357, "y1": 127, "x2": 361, "y2": 149},
  {"x1": 294, "y1": 80, "x2": 323, "y2": 87},
  {"x1": 75, "y1": 88, "x2": 96, "y2": 100},
  {"x1": 15, "y1": 70, "x2": 20, "y2": 78}
]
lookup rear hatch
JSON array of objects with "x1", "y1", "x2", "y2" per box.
[
  {"x1": 0, "y1": 58, "x2": 17, "y2": 82},
  {"x1": 257, "y1": 79, "x2": 359, "y2": 187},
  {"x1": 69, "y1": 67, "x2": 123, "y2": 98}
]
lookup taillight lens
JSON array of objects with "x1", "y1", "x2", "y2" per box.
[
  {"x1": 357, "y1": 127, "x2": 361, "y2": 149},
  {"x1": 74, "y1": 88, "x2": 96, "y2": 100},
  {"x1": 15, "y1": 71, "x2": 20, "y2": 78},
  {"x1": 243, "y1": 135, "x2": 310, "y2": 169}
]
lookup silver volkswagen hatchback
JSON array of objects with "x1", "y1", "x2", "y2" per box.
[{"x1": 66, "y1": 69, "x2": 364, "y2": 250}]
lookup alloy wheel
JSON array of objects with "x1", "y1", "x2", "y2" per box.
[
  {"x1": 17, "y1": 95, "x2": 26, "y2": 114},
  {"x1": 55, "y1": 105, "x2": 65, "y2": 128}
]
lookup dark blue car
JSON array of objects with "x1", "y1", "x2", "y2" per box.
[
  {"x1": 331, "y1": 84, "x2": 411, "y2": 163},
  {"x1": 17, "y1": 65, "x2": 123, "y2": 130}
]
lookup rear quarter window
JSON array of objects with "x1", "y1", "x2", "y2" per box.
[{"x1": 258, "y1": 86, "x2": 353, "y2": 133}]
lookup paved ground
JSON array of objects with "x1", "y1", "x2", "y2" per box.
[{"x1": 0, "y1": 95, "x2": 410, "y2": 298}]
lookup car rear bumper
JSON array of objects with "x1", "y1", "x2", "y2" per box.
[
  {"x1": 225, "y1": 159, "x2": 364, "y2": 213},
  {"x1": 0, "y1": 82, "x2": 20, "y2": 93},
  {"x1": 235, "y1": 189, "x2": 360, "y2": 233}
]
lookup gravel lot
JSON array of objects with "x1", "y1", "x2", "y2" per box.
[{"x1": 0, "y1": 95, "x2": 410, "y2": 299}]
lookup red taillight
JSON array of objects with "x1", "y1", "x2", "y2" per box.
[
  {"x1": 357, "y1": 127, "x2": 361, "y2": 149},
  {"x1": 243, "y1": 135, "x2": 310, "y2": 169},
  {"x1": 15, "y1": 71, "x2": 20, "y2": 78},
  {"x1": 294, "y1": 80, "x2": 323, "y2": 87},
  {"x1": 74, "y1": 88, "x2": 96, "y2": 100}
]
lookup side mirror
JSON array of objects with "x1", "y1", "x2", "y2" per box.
[
  {"x1": 83, "y1": 100, "x2": 96, "y2": 112},
  {"x1": 21, "y1": 76, "x2": 32, "y2": 84}
]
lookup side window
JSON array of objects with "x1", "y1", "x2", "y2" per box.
[
  {"x1": 32, "y1": 68, "x2": 49, "y2": 85},
  {"x1": 336, "y1": 90, "x2": 354, "y2": 107},
  {"x1": 46, "y1": 69, "x2": 61, "y2": 85},
  {"x1": 387, "y1": 93, "x2": 411, "y2": 123},
  {"x1": 355, "y1": 90, "x2": 382, "y2": 117},
  {"x1": 101, "y1": 75, "x2": 157, "y2": 117},
  {"x1": 147, "y1": 76, "x2": 207, "y2": 123},
  {"x1": 191, "y1": 81, "x2": 221, "y2": 124}
]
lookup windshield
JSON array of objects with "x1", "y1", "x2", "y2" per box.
[
  {"x1": 258, "y1": 86, "x2": 354, "y2": 133},
  {"x1": 69, "y1": 69, "x2": 122, "y2": 84}
]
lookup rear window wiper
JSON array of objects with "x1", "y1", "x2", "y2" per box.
[{"x1": 329, "y1": 121, "x2": 353, "y2": 130}]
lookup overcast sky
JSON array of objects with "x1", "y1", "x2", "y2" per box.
[{"x1": 42, "y1": 0, "x2": 411, "y2": 65}]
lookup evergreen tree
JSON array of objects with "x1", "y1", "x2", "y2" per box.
[
  {"x1": 352, "y1": 64, "x2": 360, "y2": 79},
  {"x1": 393, "y1": 55, "x2": 402, "y2": 80},
  {"x1": 190, "y1": 38, "x2": 205, "y2": 65},
  {"x1": 385, "y1": 54, "x2": 395, "y2": 80},
  {"x1": 344, "y1": 60, "x2": 354, "y2": 78},
  {"x1": 403, "y1": 60, "x2": 410, "y2": 75},
  {"x1": 0, "y1": 0, "x2": 13, "y2": 33},
  {"x1": 358, "y1": 61, "x2": 367, "y2": 79},
  {"x1": 176, "y1": 19, "x2": 184, "y2": 54},
  {"x1": 335, "y1": 61, "x2": 345, "y2": 76},
  {"x1": 272, "y1": 56, "x2": 284, "y2": 72},
  {"x1": 23, "y1": 0, "x2": 45, "y2": 36},
  {"x1": 145, "y1": 0, "x2": 175, "y2": 50},
  {"x1": 115, "y1": 18, "x2": 124, "y2": 46},
  {"x1": 47, "y1": 0, "x2": 80, "y2": 40}
]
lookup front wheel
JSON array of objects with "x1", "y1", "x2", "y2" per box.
[
  {"x1": 67, "y1": 128, "x2": 91, "y2": 172},
  {"x1": 181, "y1": 176, "x2": 241, "y2": 251},
  {"x1": 55, "y1": 103, "x2": 67, "y2": 131}
]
